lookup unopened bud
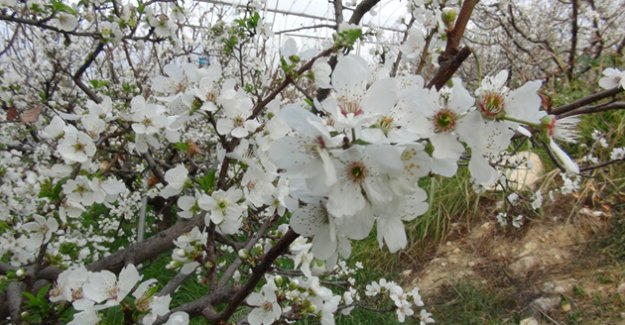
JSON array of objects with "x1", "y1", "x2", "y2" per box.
[
  {"x1": 16, "y1": 268, "x2": 26, "y2": 278},
  {"x1": 442, "y1": 7, "x2": 458, "y2": 29}
]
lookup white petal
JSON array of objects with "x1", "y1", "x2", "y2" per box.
[
  {"x1": 469, "y1": 154, "x2": 497, "y2": 186},
  {"x1": 549, "y1": 139, "x2": 579, "y2": 174},
  {"x1": 377, "y1": 216, "x2": 407, "y2": 253},
  {"x1": 312, "y1": 224, "x2": 336, "y2": 260},
  {"x1": 430, "y1": 134, "x2": 464, "y2": 161}
]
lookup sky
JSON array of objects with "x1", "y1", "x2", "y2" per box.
[{"x1": 201, "y1": 0, "x2": 409, "y2": 56}]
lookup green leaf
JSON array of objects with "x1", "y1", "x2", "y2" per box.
[
  {"x1": 173, "y1": 142, "x2": 190, "y2": 152},
  {"x1": 288, "y1": 55, "x2": 300, "y2": 64},
  {"x1": 334, "y1": 28, "x2": 363, "y2": 49},
  {"x1": 247, "y1": 12, "x2": 260, "y2": 29},
  {"x1": 22, "y1": 291, "x2": 38, "y2": 305},
  {"x1": 136, "y1": 1, "x2": 146, "y2": 14},
  {"x1": 38, "y1": 178, "x2": 66, "y2": 201},
  {"x1": 198, "y1": 170, "x2": 216, "y2": 194},
  {"x1": 36, "y1": 283, "x2": 52, "y2": 301},
  {"x1": 89, "y1": 79, "x2": 110, "y2": 90},
  {"x1": 50, "y1": 0, "x2": 77, "y2": 15}
]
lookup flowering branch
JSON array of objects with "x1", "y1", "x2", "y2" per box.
[
  {"x1": 427, "y1": 0, "x2": 479, "y2": 89},
  {"x1": 212, "y1": 229, "x2": 299, "y2": 323},
  {"x1": 249, "y1": 47, "x2": 335, "y2": 119},
  {"x1": 218, "y1": 213, "x2": 279, "y2": 287},
  {"x1": 87, "y1": 216, "x2": 205, "y2": 273}
]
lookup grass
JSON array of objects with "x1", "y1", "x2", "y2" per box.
[{"x1": 428, "y1": 282, "x2": 520, "y2": 325}]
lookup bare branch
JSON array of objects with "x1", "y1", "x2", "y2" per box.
[
  {"x1": 249, "y1": 47, "x2": 335, "y2": 119},
  {"x1": 72, "y1": 41, "x2": 105, "y2": 103},
  {"x1": 0, "y1": 24, "x2": 21, "y2": 57},
  {"x1": 274, "y1": 24, "x2": 336, "y2": 35},
  {"x1": 0, "y1": 13, "x2": 98, "y2": 37},
  {"x1": 567, "y1": 0, "x2": 579, "y2": 81},
  {"x1": 550, "y1": 87, "x2": 623, "y2": 115},
  {"x1": 333, "y1": 0, "x2": 344, "y2": 28},
  {"x1": 558, "y1": 101, "x2": 625, "y2": 118},
  {"x1": 348, "y1": 0, "x2": 381, "y2": 25},
  {"x1": 153, "y1": 287, "x2": 235, "y2": 324},
  {"x1": 157, "y1": 270, "x2": 195, "y2": 297},
  {"x1": 390, "y1": 16, "x2": 416, "y2": 77},
  {"x1": 427, "y1": 47, "x2": 472, "y2": 90},
  {"x1": 581, "y1": 157, "x2": 625, "y2": 173},
  {"x1": 7, "y1": 281, "x2": 24, "y2": 325}
]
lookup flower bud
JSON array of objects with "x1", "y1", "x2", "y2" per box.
[
  {"x1": 442, "y1": 7, "x2": 458, "y2": 29},
  {"x1": 238, "y1": 248, "x2": 249, "y2": 259}
]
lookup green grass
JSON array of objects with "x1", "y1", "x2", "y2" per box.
[{"x1": 428, "y1": 282, "x2": 520, "y2": 325}]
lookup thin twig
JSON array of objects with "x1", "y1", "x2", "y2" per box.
[
  {"x1": 558, "y1": 101, "x2": 625, "y2": 118},
  {"x1": 549, "y1": 87, "x2": 623, "y2": 115},
  {"x1": 218, "y1": 213, "x2": 279, "y2": 288},
  {"x1": 211, "y1": 229, "x2": 299, "y2": 323},
  {"x1": 72, "y1": 41, "x2": 105, "y2": 103}
]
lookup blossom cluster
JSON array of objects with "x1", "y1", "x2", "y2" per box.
[{"x1": 50, "y1": 264, "x2": 188, "y2": 325}]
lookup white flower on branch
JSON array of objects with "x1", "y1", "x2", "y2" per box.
[
  {"x1": 198, "y1": 187, "x2": 246, "y2": 234},
  {"x1": 598, "y1": 68, "x2": 625, "y2": 90},
  {"x1": 51, "y1": 12, "x2": 78, "y2": 32},
  {"x1": 246, "y1": 277, "x2": 282, "y2": 325},
  {"x1": 81, "y1": 264, "x2": 141, "y2": 309},
  {"x1": 57, "y1": 126, "x2": 96, "y2": 164},
  {"x1": 161, "y1": 164, "x2": 189, "y2": 198}
]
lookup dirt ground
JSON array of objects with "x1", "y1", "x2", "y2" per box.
[{"x1": 404, "y1": 203, "x2": 625, "y2": 324}]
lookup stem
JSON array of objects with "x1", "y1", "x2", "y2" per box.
[
  {"x1": 212, "y1": 229, "x2": 299, "y2": 323},
  {"x1": 501, "y1": 115, "x2": 539, "y2": 128}
]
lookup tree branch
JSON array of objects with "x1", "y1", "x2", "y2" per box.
[
  {"x1": 249, "y1": 47, "x2": 334, "y2": 119},
  {"x1": 333, "y1": 0, "x2": 344, "y2": 27},
  {"x1": 218, "y1": 213, "x2": 278, "y2": 288},
  {"x1": 7, "y1": 281, "x2": 24, "y2": 325},
  {"x1": 348, "y1": 0, "x2": 380, "y2": 25},
  {"x1": 581, "y1": 157, "x2": 625, "y2": 173},
  {"x1": 427, "y1": 47, "x2": 472, "y2": 90},
  {"x1": 87, "y1": 216, "x2": 204, "y2": 273},
  {"x1": 567, "y1": 0, "x2": 579, "y2": 81},
  {"x1": 390, "y1": 16, "x2": 416, "y2": 77},
  {"x1": 73, "y1": 41, "x2": 105, "y2": 103},
  {"x1": 427, "y1": 0, "x2": 479, "y2": 89},
  {"x1": 557, "y1": 101, "x2": 625, "y2": 118},
  {"x1": 549, "y1": 87, "x2": 623, "y2": 115},
  {"x1": 153, "y1": 287, "x2": 235, "y2": 325},
  {"x1": 212, "y1": 229, "x2": 299, "y2": 323}
]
